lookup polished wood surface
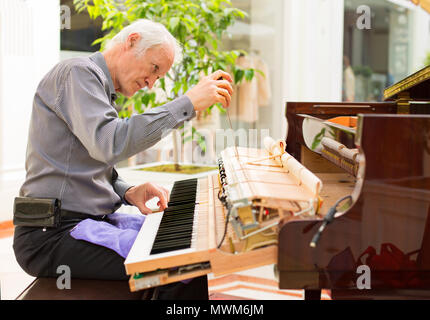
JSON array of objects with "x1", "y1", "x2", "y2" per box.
[
  {"x1": 285, "y1": 101, "x2": 397, "y2": 160},
  {"x1": 279, "y1": 112, "x2": 430, "y2": 295}
]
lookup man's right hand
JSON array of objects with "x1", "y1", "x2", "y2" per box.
[
  {"x1": 185, "y1": 70, "x2": 234, "y2": 112},
  {"x1": 124, "y1": 182, "x2": 170, "y2": 215}
]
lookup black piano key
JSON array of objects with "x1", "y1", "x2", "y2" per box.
[
  {"x1": 156, "y1": 225, "x2": 193, "y2": 235},
  {"x1": 152, "y1": 238, "x2": 191, "y2": 249},
  {"x1": 170, "y1": 183, "x2": 197, "y2": 191},
  {"x1": 167, "y1": 199, "x2": 196, "y2": 206},
  {"x1": 175, "y1": 178, "x2": 197, "y2": 184},
  {"x1": 159, "y1": 217, "x2": 194, "y2": 224},
  {"x1": 153, "y1": 230, "x2": 193, "y2": 243},
  {"x1": 163, "y1": 210, "x2": 194, "y2": 216},
  {"x1": 165, "y1": 202, "x2": 196, "y2": 208},
  {"x1": 162, "y1": 209, "x2": 194, "y2": 216},
  {"x1": 162, "y1": 211, "x2": 194, "y2": 218},
  {"x1": 162, "y1": 211, "x2": 194, "y2": 217},
  {"x1": 158, "y1": 222, "x2": 194, "y2": 230},
  {"x1": 163, "y1": 207, "x2": 195, "y2": 214},
  {"x1": 169, "y1": 190, "x2": 196, "y2": 196},
  {"x1": 170, "y1": 187, "x2": 196, "y2": 192},
  {"x1": 170, "y1": 188, "x2": 196, "y2": 193},
  {"x1": 168, "y1": 198, "x2": 195, "y2": 205},
  {"x1": 156, "y1": 228, "x2": 193, "y2": 237},
  {"x1": 170, "y1": 185, "x2": 197, "y2": 191},
  {"x1": 151, "y1": 238, "x2": 191, "y2": 249},
  {"x1": 159, "y1": 216, "x2": 194, "y2": 224},
  {"x1": 172, "y1": 181, "x2": 196, "y2": 185},
  {"x1": 163, "y1": 207, "x2": 195, "y2": 215},
  {"x1": 154, "y1": 232, "x2": 192, "y2": 242},
  {"x1": 158, "y1": 221, "x2": 192, "y2": 230},
  {"x1": 161, "y1": 210, "x2": 195, "y2": 218},
  {"x1": 158, "y1": 219, "x2": 194, "y2": 228},
  {"x1": 163, "y1": 208, "x2": 194, "y2": 215},
  {"x1": 151, "y1": 244, "x2": 190, "y2": 255},
  {"x1": 154, "y1": 236, "x2": 192, "y2": 244},
  {"x1": 169, "y1": 190, "x2": 194, "y2": 195},
  {"x1": 164, "y1": 204, "x2": 196, "y2": 212},
  {"x1": 149, "y1": 178, "x2": 199, "y2": 255},
  {"x1": 168, "y1": 197, "x2": 195, "y2": 203},
  {"x1": 158, "y1": 220, "x2": 194, "y2": 228}
]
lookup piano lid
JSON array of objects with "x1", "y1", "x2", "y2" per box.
[{"x1": 384, "y1": 65, "x2": 430, "y2": 101}]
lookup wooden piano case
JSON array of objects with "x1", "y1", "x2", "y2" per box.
[{"x1": 279, "y1": 65, "x2": 430, "y2": 299}]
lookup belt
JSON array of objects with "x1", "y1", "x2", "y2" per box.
[{"x1": 60, "y1": 209, "x2": 107, "y2": 221}]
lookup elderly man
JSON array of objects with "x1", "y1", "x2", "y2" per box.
[{"x1": 13, "y1": 19, "x2": 233, "y2": 299}]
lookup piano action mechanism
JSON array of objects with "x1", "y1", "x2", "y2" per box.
[{"x1": 124, "y1": 137, "x2": 323, "y2": 292}]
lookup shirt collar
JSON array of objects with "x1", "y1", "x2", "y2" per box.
[{"x1": 89, "y1": 52, "x2": 117, "y2": 101}]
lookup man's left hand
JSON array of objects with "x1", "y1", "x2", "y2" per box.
[{"x1": 124, "y1": 182, "x2": 170, "y2": 214}]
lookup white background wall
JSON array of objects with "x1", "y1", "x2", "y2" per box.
[
  {"x1": 0, "y1": 0, "x2": 60, "y2": 175},
  {"x1": 281, "y1": 0, "x2": 345, "y2": 137},
  {"x1": 247, "y1": 0, "x2": 345, "y2": 141},
  {"x1": 249, "y1": 0, "x2": 285, "y2": 140},
  {"x1": 0, "y1": 0, "x2": 60, "y2": 221},
  {"x1": 410, "y1": 6, "x2": 430, "y2": 72}
]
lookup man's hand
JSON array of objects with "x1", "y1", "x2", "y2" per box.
[
  {"x1": 185, "y1": 70, "x2": 234, "y2": 112},
  {"x1": 124, "y1": 182, "x2": 170, "y2": 214}
]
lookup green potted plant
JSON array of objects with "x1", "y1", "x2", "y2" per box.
[{"x1": 74, "y1": 0, "x2": 257, "y2": 174}]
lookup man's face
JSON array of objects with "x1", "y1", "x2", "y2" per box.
[{"x1": 115, "y1": 37, "x2": 174, "y2": 98}]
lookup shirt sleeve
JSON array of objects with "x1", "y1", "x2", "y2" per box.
[
  {"x1": 53, "y1": 63, "x2": 196, "y2": 165},
  {"x1": 112, "y1": 168, "x2": 133, "y2": 206}
]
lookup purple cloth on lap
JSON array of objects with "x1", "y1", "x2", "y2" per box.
[{"x1": 70, "y1": 212, "x2": 145, "y2": 258}]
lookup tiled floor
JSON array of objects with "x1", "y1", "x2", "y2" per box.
[
  {"x1": 0, "y1": 164, "x2": 316, "y2": 300},
  {"x1": 208, "y1": 265, "x2": 310, "y2": 300}
]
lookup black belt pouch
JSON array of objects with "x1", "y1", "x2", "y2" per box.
[{"x1": 13, "y1": 197, "x2": 61, "y2": 228}]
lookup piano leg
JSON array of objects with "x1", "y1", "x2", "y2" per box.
[{"x1": 304, "y1": 289, "x2": 321, "y2": 300}]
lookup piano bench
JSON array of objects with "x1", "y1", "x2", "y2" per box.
[{"x1": 16, "y1": 277, "x2": 152, "y2": 300}]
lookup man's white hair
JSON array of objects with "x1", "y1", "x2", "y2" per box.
[{"x1": 105, "y1": 19, "x2": 182, "y2": 64}]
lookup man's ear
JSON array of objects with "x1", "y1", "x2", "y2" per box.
[{"x1": 127, "y1": 33, "x2": 141, "y2": 49}]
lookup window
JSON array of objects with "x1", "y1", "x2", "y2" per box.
[
  {"x1": 60, "y1": 0, "x2": 103, "y2": 52},
  {"x1": 343, "y1": 0, "x2": 411, "y2": 102}
]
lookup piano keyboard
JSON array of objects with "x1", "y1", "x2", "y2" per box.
[
  {"x1": 150, "y1": 178, "x2": 198, "y2": 254},
  {"x1": 125, "y1": 174, "x2": 234, "y2": 277}
]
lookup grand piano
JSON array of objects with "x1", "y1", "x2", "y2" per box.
[
  {"x1": 279, "y1": 65, "x2": 430, "y2": 299},
  {"x1": 125, "y1": 65, "x2": 430, "y2": 300}
]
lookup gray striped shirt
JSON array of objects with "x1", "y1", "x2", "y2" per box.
[{"x1": 20, "y1": 52, "x2": 195, "y2": 216}]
